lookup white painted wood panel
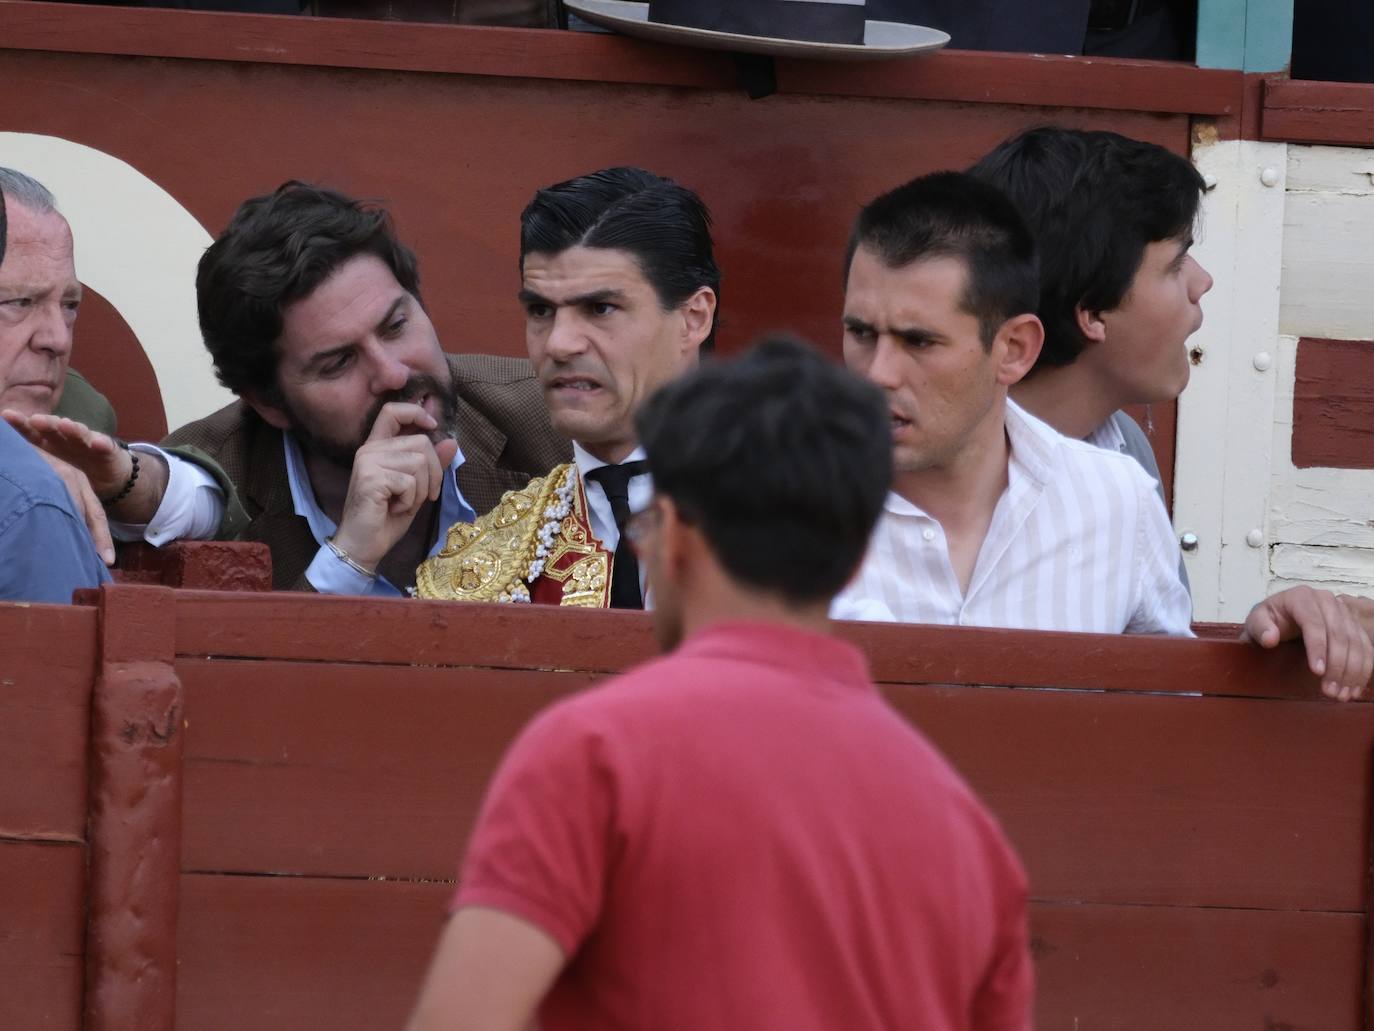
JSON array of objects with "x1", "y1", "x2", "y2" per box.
[{"x1": 1279, "y1": 145, "x2": 1374, "y2": 341}]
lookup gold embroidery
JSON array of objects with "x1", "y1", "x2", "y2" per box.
[{"x1": 415, "y1": 465, "x2": 572, "y2": 602}]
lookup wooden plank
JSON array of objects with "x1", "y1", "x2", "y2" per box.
[
  {"x1": 86, "y1": 586, "x2": 182, "y2": 1031},
  {"x1": 176, "y1": 873, "x2": 449, "y2": 1031},
  {"x1": 1292, "y1": 338, "x2": 1374, "y2": 469},
  {"x1": 0, "y1": 840, "x2": 86, "y2": 1031},
  {"x1": 0, "y1": 603, "x2": 96, "y2": 840},
  {"x1": 172, "y1": 591, "x2": 1324, "y2": 699},
  {"x1": 1279, "y1": 148, "x2": 1374, "y2": 343},
  {"x1": 0, "y1": 2, "x2": 1243, "y2": 115},
  {"x1": 1031, "y1": 901, "x2": 1361, "y2": 1030},
  {"x1": 1264, "y1": 78, "x2": 1374, "y2": 147},
  {"x1": 174, "y1": 871, "x2": 1362, "y2": 1031},
  {"x1": 179, "y1": 659, "x2": 1371, "y2": 912},
  {"x1": 883, "y1": 684, "x2": 1374, "y2": 912},
  {"x1": 179, "y1": 662, "x2": 593, "y2": 878}
]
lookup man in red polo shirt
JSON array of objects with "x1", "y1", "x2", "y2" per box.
[{"x1": 407, "y1": 338, "x2": 1032, "y2": 1031}]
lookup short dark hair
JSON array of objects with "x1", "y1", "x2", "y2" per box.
[
  {"x1": 970, "y1": 126, "x2": 1205, "y2": 369},
  {"x1": 196, "y1": 181, "x2": 422, "y2": 398},
  {"x1": 844, "y1": 171, "x2": 1040, "y2": 349},
  {"x1": 636, "y1": 336, "x2": 890, "y2": 605},
  {"x1": 520, "y1": 166, "x2": 721, "y2": 352}
]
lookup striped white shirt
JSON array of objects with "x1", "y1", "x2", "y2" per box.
[{"x1": 834, "y1": 401, "x2": 1192, "y2": 635}]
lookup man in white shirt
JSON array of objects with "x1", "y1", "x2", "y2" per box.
[
  {"x1": 6, "y1": 182, "x2": 569, "y2": 592},
  {"x1": 834, "y1": 171, "x2": 1192, "y2": 635},
  {"x1": 416, "y1": 167, "x2": 718, "y2": 609},
  {"x1": 970, "y1": 126, "x2": 1371, "y2": 699}
]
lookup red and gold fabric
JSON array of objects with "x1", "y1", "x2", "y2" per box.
[{"x1": 415, "y1": 463, "x2": 612, "y2": 607}]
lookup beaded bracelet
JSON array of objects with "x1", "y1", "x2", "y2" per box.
[{"x1": 103, "y1": 442, "x2": 140, "y2": 505}]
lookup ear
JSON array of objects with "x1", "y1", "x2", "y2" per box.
[
  {"x1": 242, "y1": 388, "x2": 292, "y2": 432},
  {"x1": 656, "y1": 495, "x2": 711, "y2": 585},
  {"x1": 994, "y1": 312, "x2": 1044, "y2": 387},
  {"x1": 1075, "y1": 302, "x2": 1109, "y2": 346},
  {"x1": 679, "y1": 286, "x2": 717, "y2": 356}
]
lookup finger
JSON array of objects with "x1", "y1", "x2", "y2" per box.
[
  {"x1": 378, "y1": 468, "x2": 421, "y2": 517},
  {"x1": 1316, "y1": 591, "x2": 1353, "y2": 695},
  {"x1": 1242, "y1": 602, "x2": 1284, "y2": 650},
  {"x1": 1, "y1": 408, "x2": 30, "y2": 431},
  {"x1": 366, "y1": 402, "x2": 438, "y2": 443},
  {"x1": 1354, "y1": 627, "x2": 1373, "y2": 698},
  {"x1": 75, "y1": 477, "x2": 116, "y2": 566},
  {"x1": 361, "y1": 434, "x2": 445, "y2": 503}
]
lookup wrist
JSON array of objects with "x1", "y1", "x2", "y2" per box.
[
  {"x1": 98, "y1": 443, "x2": 140, "y2": 504},
  {"x1": 325, "y1": 534, "x2": 380, "y2": 577}
]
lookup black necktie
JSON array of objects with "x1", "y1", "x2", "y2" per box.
[{"x1": 584, "y1": 460, "x2": 650, "y2": 609}]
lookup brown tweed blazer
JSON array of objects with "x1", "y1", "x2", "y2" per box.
[{"x1": 161, "y1": 353, "x2": 571, "y2": 591}]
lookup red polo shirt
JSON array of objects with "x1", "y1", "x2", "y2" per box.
[{"x1": 454, "y1": 620, "x2": 1032, "y2": 1030}]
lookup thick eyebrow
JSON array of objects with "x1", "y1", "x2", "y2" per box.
[
  {"x1": 842, "y1": 314, "x2": 941, "y2": 346},
  {"x1": 1171, "y1": 236, "x2": 1194, "y2": 266},
  {"x1": 303, "y1": 295, "x2": 406, "y2": 372},
  {"x1": 518, "y1": 287, "x2": 628, "y2": 309}
]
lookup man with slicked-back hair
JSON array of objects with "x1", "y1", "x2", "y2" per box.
[{"x1": 418, "y1": 166, "x2": 719, "y2": 610}]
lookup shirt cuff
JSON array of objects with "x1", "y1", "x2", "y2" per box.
[
  {"x1": 305, "y1": 543, "x2": 377, "y2": 596},
  {"x1": 109, "y1": 446, "x2": 225, "y2": 545}
]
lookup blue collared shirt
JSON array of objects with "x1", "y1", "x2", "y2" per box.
[
  {"x1": 284, "y1": 432, "x2": 477, "y2": 596},
  {"x1": 0, "y1": 420, "x2": 111, "y2": 603}
]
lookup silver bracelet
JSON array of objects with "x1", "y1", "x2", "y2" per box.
[{"x1": 325, "y1": 536, "x2": 378, "y2": 580}]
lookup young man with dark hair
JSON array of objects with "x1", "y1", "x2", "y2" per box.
[
  {"x1": 407, "y1": 338, "x2": 1033, "y2": 1031},
  {"x1": 835, "y1": 170, "x2": 1194, "y2": 633},
  {"x1": 417, "y1": 166, "x2": 718, "y2": 608},
  {"x1": 972, "y1": 126, "x2": 1371, "y2": 698},
  {"x1": 11, "y1": 181, "x2": 569, "y2": 591}
]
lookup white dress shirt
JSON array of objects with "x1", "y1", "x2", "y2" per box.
[
  {"x1": 574, "y1": 441, "x2": 652, "y2": 601},
  {"x1": 109, "y1": 446, "x2": 225, "y2": 546},
  {"x1": 834, "y1": 400, "x2": 1193, "y2": 636}
]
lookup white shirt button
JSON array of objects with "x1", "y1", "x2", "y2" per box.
[{"x1": 921, "y1": 528, "x2": 936, "y2": 542}]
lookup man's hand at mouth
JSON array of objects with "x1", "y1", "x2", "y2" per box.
[{"x1": 332, "y1": 402, "x2": 457, "y2": 574}]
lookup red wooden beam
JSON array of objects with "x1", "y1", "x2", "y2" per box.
[
  {"x1": 1263, "y1": 78, "x2": 1374, "y2": 147},
  {"x1": 0, "y1": 0, "x2": 1243, "y2": 116},
  {"x1": 85, "y1": 586, "x2": 184, "y2": 1031},
  {"x1": 1292, "y1": 338, "x2": 1374, "y2": 470},
  {"x1": 166, "y1": 589, "x2": 1326, "y2": 700}
]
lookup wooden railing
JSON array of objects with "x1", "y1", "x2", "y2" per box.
[{"x1": 2, "y1": 584, "x2": 1368, "y2": 1030}]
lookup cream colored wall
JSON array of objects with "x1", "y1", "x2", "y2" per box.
[{"x1": 1178, "y1": 137, "x2": 1374, "y2": 619}]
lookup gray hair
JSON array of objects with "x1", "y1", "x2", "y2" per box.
[{"x1": 0, "y1": 167, "x2": 58, "y2": 216}]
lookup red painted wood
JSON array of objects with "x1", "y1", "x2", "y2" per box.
[
  {"x1": 882, "y1": 683, "x2": 1374, "y2": 912},
  {"x1": 176, "y1": 873, "x2": 449, "y2": 1031},
  {"x1": 168, "y1": 591, "x2": 1322, "y2": 699},
  {"x1": 1263, "y1": 78, "x2": 1374, "y2": 147},
  {"x1": 0, "y1": 602, "x2": 97, "y2": 841},
  {"x1": 1292, "y1": 337, "x2": 1374, "y2": 469},
  {"x1": 1030, "y1": 902, "x2": 1363, "y2": 1030},
  {"x1": 176, "y1": 657, "x2": 1370, "y2": 912},
  {"x1": 72, "y1": 287, "x2": 166, "y2": 441},
  {"x1": 179, "y1": 662, "x2": 594, "y2": 878},
  {"x1": 173, "y1": 872, "x2": 1362, "y2": 1031},
  {"x1": 0, "y1": 841, "x2": 86, "y2": 1031},
  {"x1": 85, "y1": 586, "x2": 183, "y2": 1031},
  {"x1": 0, "y1": 3, "x2": 1243, "y2": 115},
  {"x1": 116, "y1": 541, "x2": 273, "y2": 591}
]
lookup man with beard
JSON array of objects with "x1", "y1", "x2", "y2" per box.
[
  {"x1": 417, "y1": 167, "x2": 718, "y2": 609},
  {"x1": 11, "y1": 182, "x2": 569, "y2": 592}
]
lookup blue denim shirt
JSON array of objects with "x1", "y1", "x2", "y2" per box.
[{"x1": 0, "y1": 420, "x2": 111, "y2": 603}]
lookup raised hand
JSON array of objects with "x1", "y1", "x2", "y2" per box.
[
  {"x1": 1, "y1": 409, "x2": 132, "y2": 499},
  {"x1": 329, "y1": 402, "x2": 459, "y2": 575},
  {"x1": 1242, "y1": 585, "x2": 1374, "y2": 701}
]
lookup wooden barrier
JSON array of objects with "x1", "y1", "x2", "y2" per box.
[{"x1": 1, "y1": 584, "x2": 1370, "y2": 1029}]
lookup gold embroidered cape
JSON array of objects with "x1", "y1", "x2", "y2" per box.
[{"x1": 415, "y1": 463, "x2": 612, "y2": 607}]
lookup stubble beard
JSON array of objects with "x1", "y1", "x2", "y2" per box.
[{"x1": 287, "y1": 371, "x2": 461, "y2": 472}]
